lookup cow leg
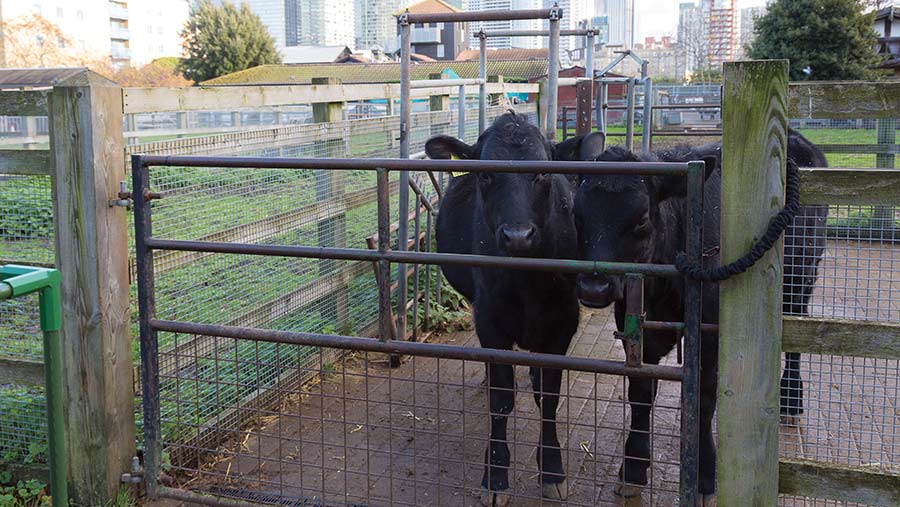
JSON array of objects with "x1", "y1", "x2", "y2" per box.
[
  {"x1": 699, "y1": 335, "x2": 719, "y2": 496},
  {"x1": 617, "y1": 330, "x2": 672, "y2": 498},
  {"x1": 781, "y1": 352, "x2": 803, "y2": 418},
  {"x1": 481, "y1": 362, "x2": 515, "y2": 505},
  {"x1": 530, "y1": 366, "x2": 567, "y2": 500}
]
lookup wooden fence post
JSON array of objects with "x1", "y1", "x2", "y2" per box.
[
  {"x1": 717, "y1": 60, "x2": 788, "y2": 506},
  {"x1": 537, "y1": 77, "x2": 549, "y2": 133},
  {"x1": 488, "y1": 75, "x2": 504, "y2": 106},
  {"x1": 873, "y1": 118, "x2": 897, "y2": 235},
  {"x1": 49, "y1": 69, "x2": 135, "y2": 505},
  {"x1": 312, "y1": 77, "x2": 349, "y2": 331},
  {"x1": 428, "y1": 73, "x2": 450, "y2": 139}
]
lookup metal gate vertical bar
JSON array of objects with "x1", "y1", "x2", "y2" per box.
[
  {"x1": 458, "y1": 85, "x2": 466, "y2": 139},
  {"x1": 679, "y1": 160, "x2": 705, "y2": 505},
  {"x1": 642, "y1": 76, "x2": 653, "y2": 153},
  {"x1": 132, "y1": 154, "x2": 161, "y2": 498},
  {"x1": 398, "y1": 15, "x2": 411, "y2": 343},
  {"x1": 479, "y1": 31, "x2": 487, "y2": 134},
  {"x1": 625, "y1": 78, "x2": 636, "y2": 151},
  {"x1": 376, "y1": 168, "x2": 393, "y2": 342},
  {"x1": 546, "y1": 6, "x2": 561, "y2": 141}
]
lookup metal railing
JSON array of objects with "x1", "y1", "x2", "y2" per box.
[{"x1": 0, "y1": 265, "x2": 65, "y2": 507}]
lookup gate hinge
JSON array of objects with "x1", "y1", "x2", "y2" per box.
[
  {"x1": 120, "y1": 455, "x2": 144, "y2": 484},
  {"x1": 110, "y1": 181, "x2": 132, "y2": 208}
]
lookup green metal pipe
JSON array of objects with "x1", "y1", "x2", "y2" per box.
[{"x1": 0, "y1": 265, "x2": 66, "y2": 507}]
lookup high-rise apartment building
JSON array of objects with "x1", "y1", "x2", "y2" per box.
[
  {"x1": 468, "y1": 0, "x2": 543, "y2": 50},
  {"x1": 356, "y1": 0, "x2": 409, "y2": 51},
  {"x1": 736, "y1": 5, "x2": 765, "y2": 59},
  {"x1": 706, "y1": 0, "x2": 735, "y2": 66},
  {"x1": 598, "y1": 0, "x2": 633, "y2": 47},
  {"x1": 245, "y1": 0, "x2": 355, "y2": 49},
  {"x1": 0, "y1": 0, "x2": 189, "y2": 67}
]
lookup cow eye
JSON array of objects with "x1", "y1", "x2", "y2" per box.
[
  {"x1": 534, "y1": 173, "x2": 550, "y2": 184},
  {"x1": 477, "y1": 171, "x2": 492, "y2": 184},
  {"x1": 634, "y1": 216, "x2": 651, "y2": 234}
]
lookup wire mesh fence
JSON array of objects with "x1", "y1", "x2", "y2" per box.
[
  {"x1": 0, "y1": 158, "x2": 53, "y2": 473},
  {"x1": 778, "y1": 116, "x2": 898, "y2": 506},
  {"x1": 151, "y1": 309, "x2": 683, "y2": 506},
  {"x1": 0, "y1": 291, "x2": 48, "y2": 471},
  {"x1": 134, "y1": 104, "x2": 532, "y2": 473}
]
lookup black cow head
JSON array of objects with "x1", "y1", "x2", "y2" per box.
[
  {"x1": 573, "y1": 145, "x2": 717, "y2": 308},
  {"x1": 426, "y1": 111, "x2": 595, "y2": 257}
]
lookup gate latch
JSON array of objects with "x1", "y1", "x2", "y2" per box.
[{"x1": 110, "y1": 181, "x2": 163, "y2": 208}]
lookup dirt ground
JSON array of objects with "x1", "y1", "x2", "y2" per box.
[{"x1": 147, "y1": 239, "x2": 900, "y2": 507}]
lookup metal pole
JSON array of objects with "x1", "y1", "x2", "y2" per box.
[
  {"x1": 131, "y1": 154, "x2": 161, "y2": 498},
  {"x1": 625, "y1": 77, "x2": 636, "y2": 151},
  {"x1": 479, "y1": 31, "x2": 487, "y2": 134},
  {"x1": 680, "y1": 160, "x2": 704, "y2": 505},
  {"x1": 642, "y1": 77, "x2": 653, "y2": 153},
  {"x1": 458, "y1": 84, "x2": 466, "y2": 139},
  {"x1": 397, "y1": 14, "x2": 411, "y2": 344},
  {"x1": 547, "y1": 5, "x2": 561, "y2": 140},
  {"x1": 598, "y1": 80, "x2": 608, "y2": 133},
  {"x1": 586, "y1": 32, "x2": 595, "y2": 81},
  {"x1": 376, "y1": 168, "x2": 393, "y2": 344}
]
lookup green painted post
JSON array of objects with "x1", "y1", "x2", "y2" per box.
[{"x1": 0, "y1": 265, "x2": 66, "y2": 507}]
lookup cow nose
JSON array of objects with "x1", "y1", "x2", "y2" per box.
[
  {"x1": 577, "y1": 275, "x2": 613, "y2": 308},
  {"x1": 499, "y1": 224, "x2": 536, "y2": 254}
]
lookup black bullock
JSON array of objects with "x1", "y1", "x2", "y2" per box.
[
  {"x1": 427, "y1": 112, "x2": 602, "y2": 505},
  {"x1": 573, "y1": 130, "x2": 828, "y2": 499}
]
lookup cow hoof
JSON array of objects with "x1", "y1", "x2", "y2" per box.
[
  {"x1": 542, "y1": 479, "x2": 568, "y2": 500},
  {"x1": 480, "y1": 490, "x2": 510, "y2": 506},
  {"x1": 702, "y1": 493, "x2": 717, "y2": 506},
  {"x1": 614, "y1": 483, "x2": 642, "y2": 498},
  {"x1": 780, "y1": 414, "x2": 801, "y2": 428}
]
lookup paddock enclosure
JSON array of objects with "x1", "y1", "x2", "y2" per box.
[{"x1": 1, "y1": 9, "x2": 900, "y2": 507}]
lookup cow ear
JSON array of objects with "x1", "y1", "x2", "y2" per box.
[
  {"x1": 553, "y1": 131, "x2": 606, "y2": 161},
  {"x1": 651, "y1": 154, "x2": 719, "y2": 202},
  {"x1": 425, "y1": 136, "x2": 477, "y2": 159}
]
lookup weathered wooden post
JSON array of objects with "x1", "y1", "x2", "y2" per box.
[
  {"x1": 873, "y1": 118, "x2": 897, "y2": 236},
  {"x1": 487, "y1": 75, "x2": 504, "y2": 106},
  {"x1": 312, "y1": 77, "x2": 349, "y2": 330},
  {"x1": 537, "y1": 77, "x2": 549, "y2": 133},
  {"x1": 428, "y1": 72, "x2": 450, "y2": 140},
  {"x1": 48, "y1": 69, "x2": 135, "y2": 505},
  {"x1": 717, "y1": 60, "x2": 788, "y2": 506}
]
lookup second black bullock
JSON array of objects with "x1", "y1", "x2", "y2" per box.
[
  {"x1": 428, "y1": 111, "x2": 601, "y2": 505},
  {"x1": 573, "y1": 130, "x2": 828, "y2": 498}
]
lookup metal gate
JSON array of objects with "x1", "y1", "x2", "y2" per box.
[{"x1": 132, "y1": 153, "x2": 707, "y2": 506}]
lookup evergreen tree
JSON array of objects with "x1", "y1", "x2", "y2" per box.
[
  {"x1": 178, "y1": 0, "x2": 281, "y2": 84},
  {"x1": 748, "y1": 0, "x2": 884, "y2": 81}
]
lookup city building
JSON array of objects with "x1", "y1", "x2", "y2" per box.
[
  {"x1": 706, "y1": 0, "x2": 736, "y2": 67},
  {"x1": 597, "y1": 0, "x2": 633, "y2": 48},
  {"x1": 396, "y1": 0, "x2": 468, "y2": 60},
  {"x1": 356, "y1": 0, "x2": 406, "y2": 52},
  {"x1": 0, "y1": 0, "x2": 189, "y2": 67},
  {"x1": 637, "y1": 36, "x2": 682, "y2": 80},
  {"x1": 468, "y1": 0, "x2": 544, "y2": 51},
  {"x1": 243, "y1": 0, "x2": 354, "y2": 49},
  {"x1": 736, "y1": 5, "x2": 765, "y2": 59}
]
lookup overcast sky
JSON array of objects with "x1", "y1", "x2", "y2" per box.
[{"x1": 634, "y1": 0, "x2": 769, "y2": 40}]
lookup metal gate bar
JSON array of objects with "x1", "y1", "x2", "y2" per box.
[{"x1": 132, "y1": 153, "x2": 706, "y2": 505}]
